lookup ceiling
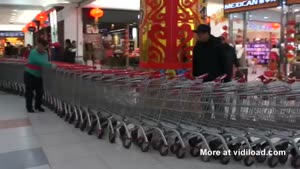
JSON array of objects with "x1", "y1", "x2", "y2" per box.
[{"x1": 0, "y1": 0, "x2": 83, "y2": 28}]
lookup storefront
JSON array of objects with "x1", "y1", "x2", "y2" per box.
[
  {"x1": 220, "y1": 0, "x2": 300, "y2": 78},
  {"x1": 0, "y1": 31, "x2": 24, "y2": 56},
  {"x1": 81, "y1": 8, "x2": 139, "y2": 67}
]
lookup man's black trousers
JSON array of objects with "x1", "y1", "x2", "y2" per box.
[{"x1": 24, "y1": 72, "x2": 44, "y2": 110}]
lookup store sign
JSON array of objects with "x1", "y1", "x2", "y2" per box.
[
  {"x1": 224, "y1": 0, "x2": 280, "y2": 13},
  {"x1": 286, "y1": 0, "x2": 300, "y2": 5},
  {"x1": 0, "y1": 31, "x2": 24, "y2": 37}
]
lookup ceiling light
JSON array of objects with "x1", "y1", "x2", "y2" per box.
[
  {"x1": 264, "y1": 17, "x2": 268, "y2": 19},
  {"x1": 277, "y1": 6, "x2": 282, "y2": 9},
  {"x1": 13, "y1": 10, "x2": 18, "y2": 12},
  {"x1": 294, "y1": 9, "x2": 300, "y2": 12},
  {"x1": 234, "y1": 15, "x2": 237, "y2": 18},
  {"x1": 12, "y1": 13, "x2": 16, "y2": 16},
  {"x1": 249, "y1": 15, "x2": 253, "y2": 17}
]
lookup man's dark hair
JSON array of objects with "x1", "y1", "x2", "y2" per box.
[
  {"x1": 272, "y1": 45, "x2": 277, "y2": 48},
  {"x1": 37, "y1": 38, "x2": 48, "y2": 47},
  {"x1": 65, "y1": 39, "x2": 71, "y2": 44}
]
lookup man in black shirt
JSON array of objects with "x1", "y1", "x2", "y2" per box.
[{"x1": 192, "y1": 24, "x2": 232, "y2": 82}]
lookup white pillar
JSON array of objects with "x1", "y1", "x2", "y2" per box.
[
  {"x1": 58, "y1": 6, "x2": 84, "y2": 61},
  {"x1": 24, "y1": 32, "x2": 33, "y2": 45}
]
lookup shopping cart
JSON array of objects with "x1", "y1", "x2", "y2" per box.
[{"x1": 1, "y1": 59, "x2": 300, "y2": 169}]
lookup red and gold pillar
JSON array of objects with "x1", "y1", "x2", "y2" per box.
[{"x1": 139, "y1": 0, "x2": 205, "y2": 70}]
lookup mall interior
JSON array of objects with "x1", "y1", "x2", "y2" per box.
[{"x1": 0, "y1": 0, "x2": 300, "y2": 169}]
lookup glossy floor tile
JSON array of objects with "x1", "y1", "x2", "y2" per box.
[{"x1": 0, "y1": 148, "x2": 48, "y2": 169}]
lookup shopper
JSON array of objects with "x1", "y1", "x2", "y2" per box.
[
  {"x1": 219, "y1": 36, "x2": 243, "y2": 78},
  {"x1": 64, "y1": 39, "x2": 75, "y2": 63},
  {"x1": 270, "y1": 45, "x2": 279, "y2": 62},
  {"x1": 24, "y1": 38, "x2": 56, "y2": 113},
  {"x1": 192, "y1": 24, "x2": 232, "y2": 82},
  {"x1": 4, "y1": 42, "x2": 13, "y2": 57}
]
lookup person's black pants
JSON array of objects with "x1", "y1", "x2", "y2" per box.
[{"x1": 24, "y1": 72, "x2": 44, "y2": 110}]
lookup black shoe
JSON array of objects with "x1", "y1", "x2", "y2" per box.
[
  {"x1": 27, "y1": 109, "x2": 35, "y2": 113},
  {"x1": 35, "y1": 107, "x2": 45, "y2": 112}
]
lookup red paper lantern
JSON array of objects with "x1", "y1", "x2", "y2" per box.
[
  {"x1": 36, "y1": 12, "x2": 48, "y2": 24},
  {"x1": 22, "y1": 27, "x2": 28, "y2": 33},
  {"x1": 90, "y1": 8, "x2": 104, "y2": 21},
  {"x1": 272, "y1": 23, "x2": 280, "y2": 29},
  {"x1": 222, "y1": 25, "x2": 228, "y2": 31},
  {"x1": 27, "y1": 22, "x2": 37, "y2": 32}
]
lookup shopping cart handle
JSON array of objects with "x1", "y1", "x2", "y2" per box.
[{"x1": 195, "y1": 73, "x2": 209, "y2": 79}]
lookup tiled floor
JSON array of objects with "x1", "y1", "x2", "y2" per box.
[{"x1": 0, "y1": 91, "x2": 295, "y2": 169}]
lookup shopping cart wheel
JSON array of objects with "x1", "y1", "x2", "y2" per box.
[
  {"x1": 96, "y1": 129, "x2": 105, "y2": 139},
  {"x1": 232, "y1": 144, "x2": 243, "y2": 161},
  {"x1": 137, "y1": 137, "x2": 144, "y2": 147},
  {"x1": 200, "y1": 154, "x2": 211, "y2": 162},
  {"x1": 122, "y1": 136, "x2": 132, "y2": 149},
  {"x1": 170, "y1": 143, "x2": 180, "y2": 154},
  {"x1": 74, "y1": 120, "x2": 80, "y2": 128},
  {"x1": 119, "y1": 126, "x2": 126, "y2": 138},
  {"x1": 159, "y1": 144, "x2": 169, "y2": 156},
  {"x1": 176, "y1": 147, "x2": 186, "y2": 159},
  {"x1": 87, "y1": 121, "x2": 97, "y2": 135},
  {"x1": 267, "y1": 156, "x2": 279, "y2": 168},
  {"x1": 220, "y1": 154, "x2": 230, "y2": 165},
  {"x1": 152, "y1": 140, "x2": 163, "y2": 151},
  {"x1": 140, "y1": 141, "x2": 150, "y2": 152},
  {"x1": 278, "y1": 151, "x2": 288, "y2": 164},
  {"x1": 291, "y1": 155, "x2": 300, "y2": 168},
  {"x1": 109, "y1": 130, "x2": 116, "y2": 143},
  {"x1": 243, "y1": 156, "x2": 255, "y2": 167},
  {"x1": 64, "y1": 113, "x2": 69, "y2": 122},
  {"x1": 68, "y1": 114, "x2": 75, "y2": 124},
  {"x1": 131, "y1": 130, "x2": 138, "y2": 143},
  {"x1": 79, "y1": 120, "x2": 87, "y2": 131},
  {"x1": 190, "y1": 146, "x2": 200, "y2": 157}
]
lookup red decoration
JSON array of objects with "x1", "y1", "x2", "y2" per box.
[
  {"x1": 222, "y1": 25, "x2": 228, "y2": 31},
  {"x1": 287, "y1": 29, "x2": 296, "y2": 34},
  {"x1": 222, "y1": 32, "x2": 228, "y2": 37},
  {"x1": 286, "y1": 45, "x2": 296, "y2": 51},
  {"x1": 206, "y1": 17, "x2": 211, "y2": 24},
  {"x1": 286, "y1": 53, "x2": 294, "y2": 58},
  {"x1": 139, "y1": 0, "x2": 203, "y2": 69},
  {"x1": 287, "y1": 37, "x2": 295, "y2": 43},
  {"x1": 90, "y1": 8, "x2": 104, "y2": 22},
  {"x1": 287, "y1": 20, "x2": 296, "y2": 26},
  {"x1": 36, "y1": 12, "x2": 48, "y2": 24},
  {"x1": 27, "y1": 22, "x2": 37, "y2": 32},
  {"x1": 22, "y1": 27, "x2": 28, "y2": 33},
  {"x1": 272, "y1": 23, "x2": 280, "y2": 29}
]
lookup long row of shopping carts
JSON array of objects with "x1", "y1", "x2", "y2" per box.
[{"x1": 0, "y1": 59, "x2": 300, "y2": 168}]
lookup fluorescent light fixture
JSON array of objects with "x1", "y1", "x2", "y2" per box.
[
  {"x1": 12, "y1": 13, "x2": 17, "y2": 16},
  {"x1": 89, "y1": 0, "x2": 140, "y2": 10},
  {"x1": 234, "y1": 15, "x2": 238, "y2": 18},
  {"x1": 294, "y1": 9, "x2": 300, "y2": 12},
  {"x1": 16, "y1": 10, "x2": 41, "y2": 24},
  {"x1": 264, "y1": 16, "x2": 268, "y2": 19},
  {"x1": 13, "y1": 10, "x2": 18, "y2": 12},
  {"x1": 277, "y1": 6, "x2": 282, "y2": 9},
  {"x1": 249, "y1": 15, "x2": 253, "y2": 17}
]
